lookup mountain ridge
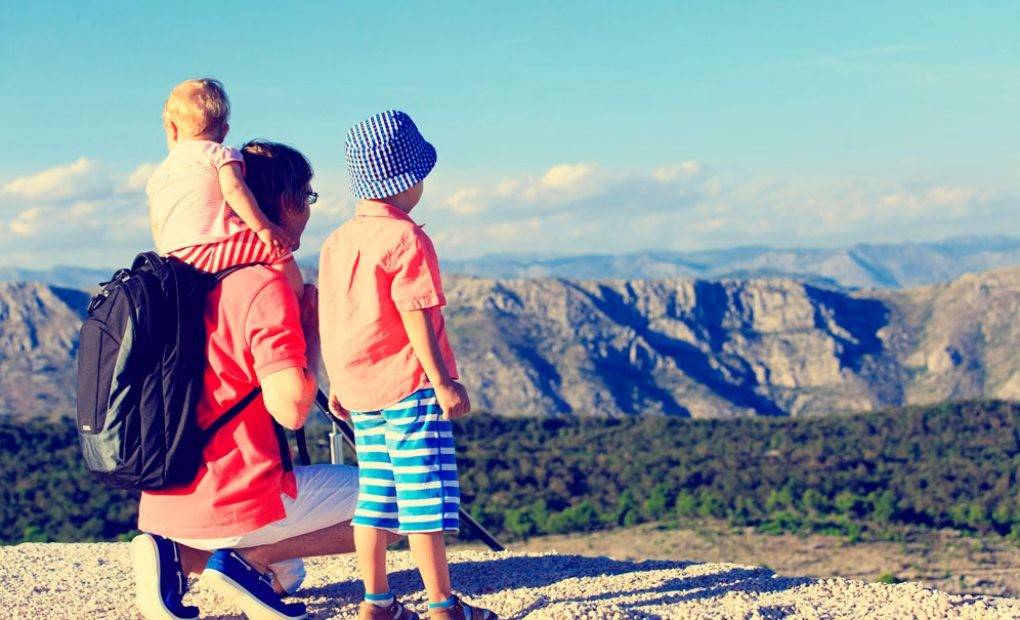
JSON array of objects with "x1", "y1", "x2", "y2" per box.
[
  {"x1": 2, "y1": 266, "x2": 1017, "y2": 420},
  {"x1": 3, "y1": 235, "x2": 1018, "y2": 291}
]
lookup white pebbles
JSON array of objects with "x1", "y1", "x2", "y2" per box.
[{"x1": 2, "y1": 543, "x2": 1018, "y2": 619}]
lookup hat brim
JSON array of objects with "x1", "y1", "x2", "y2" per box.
[{"x1": 352, "y1": 140, "x2": 437, "y2": 200}]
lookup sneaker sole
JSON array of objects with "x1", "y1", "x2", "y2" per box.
[
  {"x1": 130, "y1": 535, "x2": 193, "y2": 620},
  {"x1": 202, "y1": 568, "x2": 308, "y2": 620}
]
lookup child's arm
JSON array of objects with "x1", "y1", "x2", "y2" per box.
[
  {"x1": 218, "y1": 162, "x2": 294, "y2": 251},
  {"x1": 399, "y1": 308, "x2": 471, "y2": 419}
]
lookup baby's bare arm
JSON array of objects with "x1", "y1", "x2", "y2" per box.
[
  {"x1": 218, "y1": 162, "x2": 273, "y2": 233},
  {"x1": 219, "y1": 163, "x2": 293, "y2": 251}
]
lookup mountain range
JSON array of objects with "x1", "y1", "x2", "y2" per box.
[
  {"x1": 2, "y1": 236, "x2": 1019, "y2": 292},
  {"x1": 441, "y1": 235, "x2": 1020, "y2": 289},
  {"x1": 1, "y1": 265, "x2": 1017, "y2": 420}
]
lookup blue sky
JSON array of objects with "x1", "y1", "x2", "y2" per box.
[{"x1": 1, "y1": 1, "x2": 1018, "y2": 268}]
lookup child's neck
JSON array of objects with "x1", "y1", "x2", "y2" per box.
[
  {"x1": 364, "y1": 198, "x2": 416, "y2": 216},
  {"x1": 169, "y1": 134, "x2": 222, "y2": 149}
]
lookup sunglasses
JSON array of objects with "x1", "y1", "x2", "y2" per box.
[{"x1": 305, "y1": 191, "x2": 319, "y2": 205}]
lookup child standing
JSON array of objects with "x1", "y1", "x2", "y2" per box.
[
  {"x1": 147, "y1": 78, "x2": 305, "y2": 295},
  {"x1": 319, "y1": 111, "x2": 498, "y2": 620}
]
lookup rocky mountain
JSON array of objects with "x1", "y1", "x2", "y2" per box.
[
  {"x1": 0, "y1": 266, "x2": 110, "y2": 291},
  {"x1": 0, "y1": 283, "x2": 89, "y2": 420},
  {"x1": 442, "y1": 235, "x2": 1020, "y2": 289},
  {"x1": 1, "y1": 268, "x2": 1017, "y2": 420},
  {"x1": 6, "y1": 236, "x2": 1020, "y2": 292}
]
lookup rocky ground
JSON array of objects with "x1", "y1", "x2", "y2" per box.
[
  {"x1": 3, "y1": 543, "x2": 1020, "y2": 619},
  {"x1": 510, "y1": 522, "x2": 1020, "y2": 598}
]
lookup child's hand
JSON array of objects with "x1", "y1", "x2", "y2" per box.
[
  {"x1": 434, "y1": 380, "x2": 471, "y2": 419},
  {"x1": 255, "y1": 223, "x2": 295, "y2": 252},
  {"x1": 329, "y1": 390, "x2": 350, "y2": 420}
]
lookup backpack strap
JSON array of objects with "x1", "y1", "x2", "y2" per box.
[
  {"x1": 202, "y1": 387, "x2": 262, "y2": 443},
  {"x1": 202, "y1": 388, "x2": 308, "y2": 471},
  {"x1": 295, "y1": 427, "x2": 311, "y2": 466},
  {"x1": 273, "y1": 420, "x2": 296, "y2": 472},
  {"x1": 213, "y1": 264, "x2": 251, "y2": 282}
]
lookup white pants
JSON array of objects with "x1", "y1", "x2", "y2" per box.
[{"x1": 173, "y1": 464, "x2": 359, "y2": 593}]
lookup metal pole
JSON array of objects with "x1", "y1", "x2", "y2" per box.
[
  {"x1": 329, "y1": 421, "x2": 344, "y2": 465},
  {"x1": 313, "y1": 391, "x2": 506, "y2": 552}
]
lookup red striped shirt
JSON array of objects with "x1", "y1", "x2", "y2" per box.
[{"x1": 170, "y1": 230, "x2": 292, "y2": 274}]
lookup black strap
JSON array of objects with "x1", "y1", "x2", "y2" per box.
[
  {"x1": 202, "y1": 388, "x2": 262, "y2": 443},
  {"x1": 203, "y1": 387, "x2": 304, "y2": 472},
  {"x1": 213, "y1": 264, "x2": 251, "y2": 282},
  {"x1": 295, "y1": 428, "x2": 310, "y2": 466},
  {"x1": 273, "y1": 420, "x2": 295, "y2": 472}
]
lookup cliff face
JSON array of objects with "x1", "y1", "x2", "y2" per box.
[
  {"x1": 876, "y1": 268, "x2": 1020, "y2": 404},
  {"x1": 1, "y1": 268, "x2": 1018, "y2": 419},
  {"x1": 0, "y1": 283, "x2": 88, "y2": 419},
  {"x1": 447, "y1": 277, "x2": 889, "y2": 417}
]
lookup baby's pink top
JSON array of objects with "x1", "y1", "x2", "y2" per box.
[{"x1": 147, "y1": 139, "x2": 248, "y2": 254}]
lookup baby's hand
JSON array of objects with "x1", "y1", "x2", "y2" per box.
[
  {"x1": 256, "y1": 224, "x2": 295, "y2": 252},
  {"x1": 434, "y1": 380, "x2": 472, "y2": 420}
]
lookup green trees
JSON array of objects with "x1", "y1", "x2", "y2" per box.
[
  {"x1": 0, "y1": 418, "x2": 138, "y2": 543},
  {"x1": 2, "y1": 400, "x2": 1020, "y2": 545},
  {"x1": 452, "y1": 400, "x2": 1020, "y2": 543}
]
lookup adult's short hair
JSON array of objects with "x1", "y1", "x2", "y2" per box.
[{"x1": 241, "y1": 140, "x2": 314, "y2": 224}]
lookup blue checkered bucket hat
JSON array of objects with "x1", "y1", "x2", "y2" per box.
[{"x1": 344, "y1": 110, "x2": 437, "y2": 200}]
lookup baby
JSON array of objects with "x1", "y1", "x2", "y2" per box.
[{"x1": 146, "y1": 78, "x2": 305, "y2": 295}]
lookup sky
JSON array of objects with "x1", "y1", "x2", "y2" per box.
[{"x1": 1, "y1": 1, "x2": 1018, "y2": 268}]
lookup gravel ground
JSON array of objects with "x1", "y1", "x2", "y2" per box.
[{"x1": 2, "y1": 543, "x2": 1019, "y2": 619}]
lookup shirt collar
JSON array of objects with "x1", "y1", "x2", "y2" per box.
[{"x1": 354, "y1": 201, "x2": 416, "y2": 223}]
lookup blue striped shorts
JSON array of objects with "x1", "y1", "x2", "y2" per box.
[{"x1": 350, "y1": 387, "x2": 460, "y2": 534}]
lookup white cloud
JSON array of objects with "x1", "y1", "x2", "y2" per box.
[
  {"x1": 443, "y1": 188, "x2": 488, "y2": 215},
  {"x1": 539, "y1": 163, "x2": 597, "y2": 191},
  {"x1": 652, "y1": 161, "x2": 702, "y2": 183},
  {"x1": 9, "y1": 207, "x2": 43, "y2": 236},
  {"x1": 119, "y1": 163, "x2": 159, "y2": 194},
  {"x1": 0, "y1": 155, "x2": 1016, "y2": 268},
  {"x1": 1, "y1": 158, "x2": 114, "y2": 202},
  {"x1": 423, "y1": 162, "x2": 1014, "y2": 259}
]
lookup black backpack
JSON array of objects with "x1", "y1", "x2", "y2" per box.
[{"x1": 76, "y1": 252, "x2": 262, "y2": 490}]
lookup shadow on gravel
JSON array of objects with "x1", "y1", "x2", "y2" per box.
[
  {"x1": 299, "y1": 555, "x2": 813, "y2": 619},
  {"x1": 519, "y1": 565, "x2": 813, "y2": 618}
]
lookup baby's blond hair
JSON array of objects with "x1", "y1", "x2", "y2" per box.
[{"x1": 163, "y1": 78, "x2": 231, "y2": 141}]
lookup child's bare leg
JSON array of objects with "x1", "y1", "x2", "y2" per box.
[
  {"x1": 354, "y1": 525, "x2": 390, "y2": 596},
  {"x1": 272, "y1": 256, "x2": 305, "y2": 301},
  {"x1": 408, "y1": 532, "x2": 452, "y2": 604}
]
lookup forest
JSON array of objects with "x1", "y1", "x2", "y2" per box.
[{"x1": 2, "y1": 400, "x2": 1018, "y2": 545}]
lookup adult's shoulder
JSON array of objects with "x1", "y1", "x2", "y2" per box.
[{"x1": 216, "y1": 265, "x2": 293, "y2": 309}]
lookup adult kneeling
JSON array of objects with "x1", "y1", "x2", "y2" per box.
[{"x1": 133, "y1": 140, "x2": 360, "y2": 620}]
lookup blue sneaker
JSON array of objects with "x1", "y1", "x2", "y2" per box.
[
  {"x1": 130, "y1": 533, "x2": 200, "y2": 620},
  {"x1": 203, "y1": 549, "x2": 308, "y2": 620}
]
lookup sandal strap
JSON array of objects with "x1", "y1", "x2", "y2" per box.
[
  {"x1": 462, "y1": 603, "x2": 496, "y2": 620},
  {"x1": 393, "y1": 601, "x2": 420, "y2": 620}
]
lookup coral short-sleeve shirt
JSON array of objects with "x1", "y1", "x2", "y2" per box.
[
  {"x1": 138, "y1": 266, "x2": 307, "y2": 540},
  {"x1": 319, "y1": 202, "x2": 458, "y2": 412}
]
